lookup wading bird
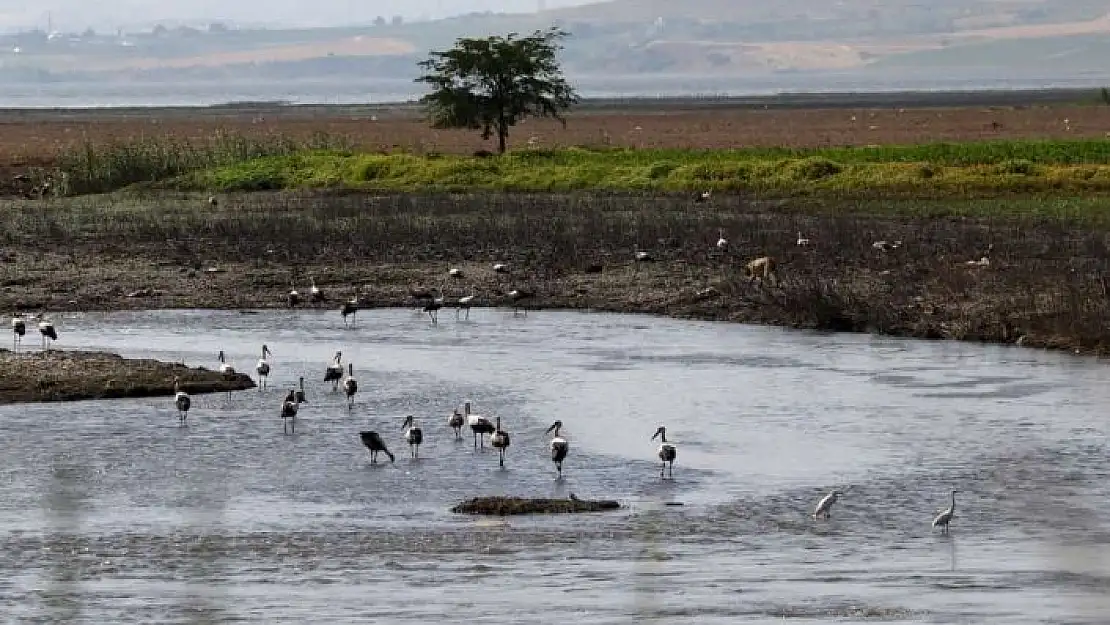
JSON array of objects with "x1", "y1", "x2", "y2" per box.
[
  {"x1": 813, "y1": 489, "x2": 843, "y2": 520},
  {"x1": 464, "y1": 401, "x2": 495, "y2": 449},
  {"x1": 38, "y1": 315, "x2": 57, "y2": 351},
  {"x1": 716, "y1": 229, "x2": 728, "y2": 249},
  {"x1": 402, "y1": 415, "x2": 423, "y2": 459},
  {"x1": 546, "y1": 420, "x2": 569, "y2": 479},
  {"x1": 456, "y1": 295, "x2": 474, "y2": 320},
  {"x1": 11, "y1": 313, "x2": 25, "y2": 352},
  {"x1": 424, "y1": 297, "x2": 444, "y2": 324},
  {"x1": 341, "y1": 299, "x2": 359, "y2": 327},
  {"x1": 932, "y1": 490, "x2": 958, "y2": 535},
  {"x1": 448, "y1": 268, "x2": 463, "y2": 278},
  {"x1": 324, "y1": 351, "x2": 344, "y2": 391},
  {"x1": 652, "y1": 426, "x2": 677, "y2": 479},
  {"x1": 217, "y1": 350, "x2": 235, "y2": 375},
  {"x1": 507, "y1": 289, "x2": 534, "y2": 316},
  {"x1": 281, "y1": 389, "x2": 298, "y2": 434},
  {"x1": 360, "y1": 431, "x2": 394, "y2": 464},
  {"x1": 342, "y1": 362, "x2": 358, "y2": 409},
  {"x1": 309, "y1": 277, "x2": 325, "y2": 305},
  {"x1": 173, "y1": 377, "x2": 191, "y2": 425},
  {"x1": 287, "y1": 284, "x2": 300, "y2": 308},
  {"x1": 448, "y1": 407, "x2": 465, "y2": 440},
  {"x1": 294, "y1": 376, "x2": 307, "y2": 403},
  {"x1": 796, "y1": 231, "x2": 811, "y2": 247},
  {"x1": 490, "y1": 417, "x2": 510, "y2": 468},
  {"x1": 255, "y1": 344, "x2": 272, "y2": 390},
  {"x1": 492, "y1": 263, "x2": 509, "y2": 274}
]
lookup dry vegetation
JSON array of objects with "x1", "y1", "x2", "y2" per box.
[{"x1": 0, "y1": 349, "x2": 255, "y2": 404}]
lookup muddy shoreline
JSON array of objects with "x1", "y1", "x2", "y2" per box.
[{"x1": 0, "y1": 349, "x2": 256, "y2": 405}]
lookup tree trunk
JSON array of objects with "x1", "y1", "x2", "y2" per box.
[{"x1": 498, "y1": 122, "x2": 508, "y2": 154}]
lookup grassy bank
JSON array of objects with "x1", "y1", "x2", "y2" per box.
[
  {"x1": 28, "y1": 137, "x2": 1110, "y2": 198},
  {"x1": 176, "y1": 140, "x2": 1110, "y2": 196},
  {"x1": 0, "y1": 190, "x2": 1108, "y2": 358},
  {"x1": 0, "y1": 350, "x2": 256, "y2": 404}
]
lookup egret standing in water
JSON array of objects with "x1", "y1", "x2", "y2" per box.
[
  {"x1": 932, "y1": 490, "x2": 958, "y2": 535},
  {"x1": 813, "y1": 490, "x2": 843, "y2": 520},
  {"x1": 546, "y1": 420, "x2": 569, "y2": 479},
  {"x1": 490, "y1": 417, "x2": 510, "y2": 468},
  {"x1": 402, "y1": 415, "x2": 423, "y2": 459},
  {"x1": 651, "y1": 426, "x2": 677, "y2": 479}
]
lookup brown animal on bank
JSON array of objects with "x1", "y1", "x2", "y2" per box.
[{"x1": 744, "y1": 256, "x2": 778, "y2": 286}]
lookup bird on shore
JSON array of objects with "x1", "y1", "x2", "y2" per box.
[
  {"x1": 456, "y1": 295, "x2": 475, "y2": 320},
  {"x1": 309, "y1": 277, "x2": 325, "y2": 305},
  {"x1": 694, "y1": 190, "x2": 711, "y2": 203},
  {"x1": 932, "y1": 490, "x2": 958, "y2": 535},
  {"x1": 281, "y1": 389, "x2": 298, "y2": 434},
  {"x1": 634, "y1": 247, "x2": 652, "y2": 263},
  {"x1": 546, "y1": 420, "x2": 569, "y2": 479},
  {"x1": 38, "y1": 315, "x2": 57, "y2": 351},
  {"x1": 796, "y1": 231, "x2": 812, "y2": 247},
  {"x1": 652, "y1": 426, "x2": 677, "y2": 479},
  {"x1": 341, "y1": 298, "x2": 359, "y2": 327},
  {"x1": 173, "y1": 377, "x2": 191, "y2": 425},
  {"x1": 255, "y1": 344, "x2": 272, "y2": 391},
  {"x1": 11, "y1": 313, "x2": 25, "y2": 352},
  {"x1": 287, "y1": 284, "x2": 300, "y2": 308},
  {"x1": 448, "y1": 407, "x2": 465, "y2": 440},
  {"x1": 424, "y1": 297, "x2": 444, "y2": 324},
  {"x1": 294, "y1": 376, "x2": 307, "y2": 403},
  {"x1": 217, "y1": 350, "x2": 235, "y2": 376},
  {"x1": 342, "y1": 362, "x2": 358, "y2": 409},
  {"x1": 464, "y1": 401, "x2": 495, "y2": 449},
  {"x1": 813, "y1": 489, "x2": 843, "y2": 520},
  {"x1": 716, "y1": 229, "x2": 728, "y2": 250},
  {"x1": 449, "y1": 268, "x2": 464, "y2": 278},
  {"x1": 402, "y1": 415, "x2": 423, "y2": 459},
  {"x1": 490, "y1": 416, "x2": 511, "y2": 468},
  {"x1": 360, "y1": 431, "x2": 395, "y2": 464},
  {"x1": 324, "y1": 351, "x2": 344, "y2": 391},
  {"x1": 493, "y1": 263, "x2": 509, "y2": 274}
]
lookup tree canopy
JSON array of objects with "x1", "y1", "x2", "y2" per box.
[{"x1": 416, "y1": 27, "x2": 579, "y2": 154}]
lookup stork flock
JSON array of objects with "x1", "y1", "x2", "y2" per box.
[{"x1": 10, "y1": 312, "x2": 57, "y2": 352}]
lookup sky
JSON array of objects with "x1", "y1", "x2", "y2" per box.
[{"x1": 0, "y1": 0, "x2": 600, "y2": 32}]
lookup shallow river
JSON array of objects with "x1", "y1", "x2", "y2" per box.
[{"x1": 2, "y1": 308, "x2": 1109, "y2": 624}]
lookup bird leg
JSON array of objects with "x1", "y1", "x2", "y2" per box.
[{"x1": 499, "y1": 449, "x2": 505, "y2": 468}]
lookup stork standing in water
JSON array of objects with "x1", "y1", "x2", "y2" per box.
[
  {"x1": 281, "y1": 389, "x2": 298, "y2": 434},
  {"x1": 255, "y1": 344, "x2": 272, "y2": 390},
  {"x1": 341, "y1": 299, "x2": 359, "y2": 327},
  {"x1": 402, "y1": 415, "x2": 424, "y2": 459},
  {"x1": 342, "y1": 362, "x2": 358, "y2": 409},
  {"x1": 324, "y1": 351, "x2": 344, "y2": 391},
  {"x1": 11, "y1": 313, "x2": 25, "y2": 352},
  {"x1": 490, "y1": 416, "x2": 510, "y2": 468},
  {"x1": 652, "y1": 426, "x2": 677, "y2": 479},
  {"x1": 173, "y1": 377, "x2": 191, "y2": 425},
  {"x1": 932, "y1": 490, "x2": 958, "y2": 535},
  {"x1": 507, "y1": 289, "x2": 534, "y2": 316},
  {"x1": 294, "y1": 376, "x2": 307, "y2": 403},
  {"x1": 813, "y1": 489, "x2": 843, "y2": 520},
  {"x1": 448, "y1": 407, "x2": 465, "y2": 440},
  {"x1": 287, "y1": 284, "x2": 300, "y2": 308},
  {"x1": 38, "y1": 315, "x2": 57, "y2": 351},
  {"x1": 455, "y1": 295, "x2": 474, "y2": 320},
  {"x1": 217, "y1": 350, "x2": 235, "y2": 398},
  {"x1": 360, "y1": 431, "x2": 395, "y2": 463},
  {"x1": 309, "y1": 277, "x2": 325, "y2": 305},
  {"x1": 464, "y1": 401, "x2": 495, "y2": 449},
  {"x1": 546, "y1": 420, "x2": 569, "y2": 479},
  {"x1": 424, "y1": 297, "x2": 444, "y2": 324}
]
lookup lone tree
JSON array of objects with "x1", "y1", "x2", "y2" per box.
[{"x1": 416, "y1": 27, "x2": 579, "y2": 154}]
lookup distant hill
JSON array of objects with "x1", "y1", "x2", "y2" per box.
[{"x1": 2, "y1": 0, "x2": 1109, "y2": 89}]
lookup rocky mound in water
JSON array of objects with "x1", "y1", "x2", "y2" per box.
[
  {"x1": 0, "y1": 349, "x2": 256, "y2": 404},
  {"x1": 451, "y1": 496, "x2": 622, "y2": 515}
]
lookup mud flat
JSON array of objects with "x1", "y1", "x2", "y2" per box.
[
  {"x1": 452, "y1": 496, "x2": 623, "y2": 515},
  {"x1": 0, "y1": 349, "x2": 256, "y2": 404}
]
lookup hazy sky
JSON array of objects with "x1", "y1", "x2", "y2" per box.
[{"x1": 0, "y1": 0, "x2": 600, "y2": 32}]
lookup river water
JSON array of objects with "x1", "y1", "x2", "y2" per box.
[{"x1": 1, "y1": 308, "x2": 1108, "y2": 623}]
